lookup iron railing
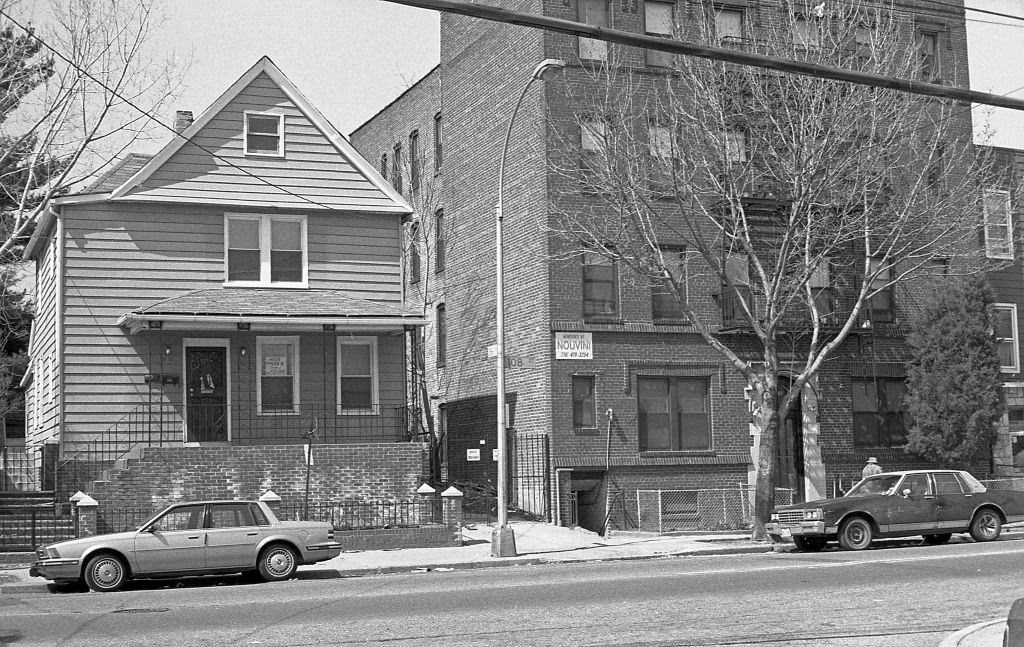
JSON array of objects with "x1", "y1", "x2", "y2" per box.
[
  {"x1": 636, "y1": 486, "x2": 794, "y2": 532},
  {"x1": 277, "y1": 499, "x2": 443, "y2": 530},
  {"x1": 1, "y1": 445, "x2": 37, "y2": 491},
  {"x1": 0, "y1": 510, "x2": 76, "y2": 550},
  {"x1": 55, "y1": 401, "x2": 422, "y2": 499}
]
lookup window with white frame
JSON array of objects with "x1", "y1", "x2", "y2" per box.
[
  {"x1": 994, "y1": 304, "x2": 1020, "y2": 373},
  {"x1": 244, "y1": 112, "x2": 284, "y2": 156},
  {"x1": 984, "y1": 188, "x2": 1014, "y2": 260},
  {"x1": 225, "y1": 214, "x2": 307, "y2": 286},
  {"x1": 257, "y1": 337, "x2": 299, "y2": 414},
  {"x1": 337, "y1": 337, "x2": 379, "y2": 414}
]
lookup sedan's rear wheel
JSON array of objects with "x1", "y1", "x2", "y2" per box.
[
  {"x1": 923, "y1": 533, "x2": 952, "y2": 545},
  {"x1": 969, "y1": 509, "x2": 1002, "y2": 542},
  {"x1": 83, "y1": 554, "x2": 127, "y2": 592},
  {"x1": 793, "y1": 536, "x2": 827, "y2": 552},
  {"x1": 258, "y1": 544, "x2": 298, "y2": 582},
  {"x1": 838, "y1": 517, "x2": 873, "y2": 551}
]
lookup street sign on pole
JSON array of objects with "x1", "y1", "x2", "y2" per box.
[{"x1": 486, "y1": 344, "x2": 535, "y2": 369}]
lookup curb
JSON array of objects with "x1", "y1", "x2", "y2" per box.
[
  {"x1": 937, "y1": 619, "x2": 1004, "y2": 647},
  {"x1": 0, "y1": 543, "x2": 772, "y2": 595}
]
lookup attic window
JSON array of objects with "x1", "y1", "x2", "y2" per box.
[{"x1": 245, "y1": 112, "x2": 284, "y2": 156}]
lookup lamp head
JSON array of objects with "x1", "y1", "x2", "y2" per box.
[{"x1": 532, "y1": 58, "x2": 566, "y2": 81}]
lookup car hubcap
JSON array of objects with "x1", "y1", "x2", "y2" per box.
[
  {"x1": 94, "y1": 560, "x2": 121, "y2": 587},
  {"x1": 267, "y1": 550, "x2": 293, "y2": 576},
  {"x1": 849, "y1": 524, "x2": 867, "y2": 546},
  {"x1": 980, "y1": 515, "x2": 998, "y2": 538}
]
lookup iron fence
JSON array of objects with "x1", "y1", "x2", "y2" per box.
[
  {"x1": 0, "y1": 510, "x2": 76, "y2": 550},
  {"x1": 1, "y1": 445, "x2": 37, "y2": 491},
  {"x1": 54, "y1": 402, "x2": 422, "y2": 498},
  {"x1": 636, "y1": 486, "x2": 794, "y2": 532},
  {"x1": 276, "y1": 499, "x2": 442, "y2": 529}
]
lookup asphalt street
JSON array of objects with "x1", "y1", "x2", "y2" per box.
[{"x1": 2, "y1": 538, "x2": 1022, "y2": 647}]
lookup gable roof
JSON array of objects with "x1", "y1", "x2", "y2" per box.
[
  {"x1": 84, "y1": 153, "x2": 154, "y2": 194},
  {"x1": 107, "y1": 56, "x2": 410, "y2": 215}
]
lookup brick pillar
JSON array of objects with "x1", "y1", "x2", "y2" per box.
[
  {"x1": 441, "y1": 486, "x2": 463, "y2": 546},
  {"x1": 258, "y1": 489, "x2": 282, "y2": 518},
  {"x1": 75, "y1": 495, "x2": 98, "y2": 538},
  {"x1": 416, "y1": 482, "x2": 438, "y2": 523}
]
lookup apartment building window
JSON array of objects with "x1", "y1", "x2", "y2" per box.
[
  {"x1": 793, "y1": 16, "x2": 820, "y2": 48},
  {"x1": 583, "y1": 251, "x2": 618, "y2": 318},
  {"x1": 714, "y1": 7, "x2": 744, "y2": 45},
  {"x1": 435, "y1": 208, "x2": 445, "y2": 273},
  {"x1": 572, "y1": 376, "x2": 596, "y2": 430},
  {"x1": 392, "y1": 144, "x2": 403, "y2": 193},
  {"x1": 381, "y1": 153, "x2": 388, "y2": 180},
  {"x1": 926, "y1": 144, "x2": 945, "y2": 192},
  {"x1": 434, "y1": 113, "x2": 443, "y2": 172},
  {"x1": 852, "y1": 377, "x2": 906, "y2": 447},
  {"x1": 409, "y1": 130, "x2": 420, "y2": 190},
  {"x1": 337, "y1": 337, "x2": 379, "y2": 414},
  {"x1": 866, "y1": 257, "x2": 893, "y2": 323},
  {"x1": 257, "y1": 337, "x2": 299, "y2": 414},
  {"x1": 648, "y1": 123, "x2": 673, "y2": 192},
  {"x1": 638, "y1": 377, "x2": 711, "y2": 451},
  {"x1": 244, "y1": 112, "x2": 284, "y2": 157},
  {"x1": 917, "y1": 30, "x2": 939, "y2": 81},
  {"x1": 408, "y1": 222, "x2": 421, "y2": 284},
  {"x1": 984, "y1": 188, "x2": 1014, "y2": 259},
  {"x1": 578, "y1": 0, "x2": 609, "y2": 61},
  {"x1": 652, "y1": 248, "x2": 686, "y2": 321},
  {"x1": 994, "y1": 304, "x2": 1020, "y2": 373},
  {"x1": 225, "y1": 214, "x2": 307, "y2": 286},
  {"x1": 436, "y1": 303, "x2": 446, "y2": 367},
  {"x1": 645, "y1": 1, "x2": 674, "y2": 66},
  {"x1": 725, "y1": 128, "x2": 748, "y2": 162},
  {"x1": 810, "y1": 258, "x2": 834, "y2": 320},
  {"x1": 581, "y1": 118, "x2": 606, "y2": 183}
]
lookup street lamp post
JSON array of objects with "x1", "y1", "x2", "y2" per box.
[{"x1": 493, "y1": 58, "x2": 565, "y2": 558}]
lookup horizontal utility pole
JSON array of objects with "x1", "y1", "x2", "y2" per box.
[{"x1": 382, "y1": 0, "x2": 1024, "y2": 112}]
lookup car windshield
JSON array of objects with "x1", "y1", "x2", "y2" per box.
[{"x1": 846, "y1": 474, "x2": 901, "y2": 497}]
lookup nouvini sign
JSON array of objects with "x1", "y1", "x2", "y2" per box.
[{"x1": 555, "y1": 332, "x2": 593, "y2": 359}]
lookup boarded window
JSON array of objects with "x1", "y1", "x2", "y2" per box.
[
  {"x1": 645, "y1": 1, "x2": 674, "y2": 66},
  {"x1": 715, "y1": 8, "x2": 744, "y2": 44},
  {"x1": 578, "y1": 0, "x2": 609, "y2": 61}
]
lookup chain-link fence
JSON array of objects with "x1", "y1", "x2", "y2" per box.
[
  {"x1": 636, "y1": 486, "x2": 794, "y2": 532},
  {"x1": 980, "y1": 477, "x2": 1024, "y2": 492}
]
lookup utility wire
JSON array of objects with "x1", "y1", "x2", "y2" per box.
[{"x1": 0, "y1": 9, "x2": 345, "y2": 211}]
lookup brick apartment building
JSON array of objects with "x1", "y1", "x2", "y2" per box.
[{"x1": 351, "y1": 0, "x2": 1003, "y2": 531}]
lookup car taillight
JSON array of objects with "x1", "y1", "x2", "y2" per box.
[{"x1": 327, "y1": 529, "x2": 334, "y2": 541}]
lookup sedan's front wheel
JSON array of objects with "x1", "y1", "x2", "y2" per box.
[
  {"x1": 84, "y1": 554, "x2": 127, "y2": 592},
  {"x1": 258, "y1": 544, "x2": 298, "y2": 582},
  {"x1": 838, "y1": 517, "x2": 873, "y2": 551},
  {"x1": 970, "y1": 509, "x2": 1002, "y2": 542}
]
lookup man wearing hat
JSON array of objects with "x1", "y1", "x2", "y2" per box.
[{"x1": 862, "y1": 457, "x2": 883, "y2": 479}]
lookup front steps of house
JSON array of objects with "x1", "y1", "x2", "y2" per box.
[{"x1": 0, "y1": 491, "x2": 75, "y2": 551}]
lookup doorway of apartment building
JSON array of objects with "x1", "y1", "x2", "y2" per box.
[
  {"x1": 185, "y1": 345, "x2": 228, "y2": 443},
  {"x1": 570, "y1": 472, "x2": 605, "y2": 533},
  {"x1": 775, "y1": 376, "x2": 805, "y2": 503}
]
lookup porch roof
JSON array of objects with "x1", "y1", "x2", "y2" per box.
[{"x1": 117, "y1": 288, "x2": 426, "y2": 334}]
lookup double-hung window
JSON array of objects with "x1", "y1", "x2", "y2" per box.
[
  {"x1": 337, "y1": 337, "x2": 379, "y2": 414},
  {"x1": 793, "y1": 16, "x2": 819, "y2": 48},
  {"x1": 226, "y1": 214, "x2": 307, "y2": 286},
  {"x1": 392, "y1": 144, "x2": 403, "y2": 193},
  {"x1": 244, "y1": 112, "x2": 284, "y2": 157},
  {"x1": 583, "y1": 251, "x2": 618, "y2": 318},
  {"x1": 435, "y1": 209, "x2": 445, "y2": 273},
  {"x1": 257, "y1": 337, "x2": 299, "y2": 414},
  {"x1": 638, "y1": 377, "x2": 711, "y2": 451},
  {"x1": 409, "y1": 130, "x2": 420, "y2": 191},
  {"x1": 578, "y1": 0, "x2": 609, "y2": 61},
  {"x1": 866, "y1": 257, "x2": 893, "y2": 323},
  {"x1": 645, "y1": 1, "x2": 674, "y2": 66},
  {"x1": 436, "y1": 303, "x2": 447, "y2": 367},
  {"x1": 984, "y1": 188, "x2": 1014, "y2": 259},
  {"x1": 580, "y1": 118, "x2": 606, "y2": 183},
  {"x1": 994, "y1": 304, "x2": 1020, "y2": 373},
  {"x1": 648, "y1": 123, "x2": 673, "y2": 192},
  {"x1": 408, "y1": 222, "x2": 421, "y2": 284},
  {"x1": 652, "y1": 248, "x2": 686, "y2": 321},
  {"x1": 852, "y1": 377, "x2": 906, "y2": 447},
  {"x1": 917, "y1": 30, "x2": 939, "y2": 81},
  {"x1": 725, "y1": 128, "x2": 748, "y2": 163},
  {"x1": 714, "y1": 8, "x2": 744, "y2": 45},
  {"x1": 434, "y1": 113, "x2": 443, "y2": 172},
  {"x1": 572, "y1": 376, "x2": 596, "y2": 430}
]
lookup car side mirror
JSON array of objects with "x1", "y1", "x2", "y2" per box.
[{"x1": 901, "y1": 488, "x2": 912, "y2": 498}]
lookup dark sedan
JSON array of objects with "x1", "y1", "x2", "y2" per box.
[{"x1": 766, "y1": 470, "x2": 1024, "y2": 551}]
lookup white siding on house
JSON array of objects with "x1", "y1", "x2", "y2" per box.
[{"x1": 25, "y1": 229, "x2": 60, "y2": 453}]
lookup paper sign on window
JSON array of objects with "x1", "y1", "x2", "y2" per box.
[
  {"x1": 466, "y1": 449, "x2": 481, "y2": 461},
  {"x1": 263, "y1": 356, "x2": 288, "y2": 376}
]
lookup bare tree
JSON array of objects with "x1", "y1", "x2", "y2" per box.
[{"x1": 548, "y1": 0, "x2": 999, "y2": 538}]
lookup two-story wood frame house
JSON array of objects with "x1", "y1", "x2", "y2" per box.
[{"x1": 22, "y1": 57, "x2": 427, "y2": 501}]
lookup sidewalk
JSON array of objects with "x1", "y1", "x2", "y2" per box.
[{"x1": 0, "y1": 522, "x2": 770, "y2": 594}]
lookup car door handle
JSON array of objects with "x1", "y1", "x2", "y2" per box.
[
  {"x1": 188, "y1": 535, "x2": 201, "y2": 540},
  {"x1": 965, "y1": 494, "x2": 973, "y2": 498},
  {"x1": 924, "y1": 495, "x2": 935, "y2": 499},
  {"x1": 246, "y1": 532, "x2": 259, "y2": 536}
]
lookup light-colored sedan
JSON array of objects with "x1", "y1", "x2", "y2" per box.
[{"x1": 30, "y1": 500, "x2": 342, "y2": 592}]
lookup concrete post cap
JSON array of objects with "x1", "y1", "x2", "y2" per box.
[
  {"x1": 441, "y1": 486, "x2": 463, "y2": 498},
  {"x1": 75, "y1": 494, "x2": 98, "y2": 508},
  {"x1": 69, "y1": 491, "x2": 87, "y2": 503},
  {"x1": 258, "y1": 490, "x2": 282, "y2": 503},
  {"x1": 416, "y1": 483, "x2": 437, "y2": 495}
]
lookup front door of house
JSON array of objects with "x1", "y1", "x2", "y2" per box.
[
  {"x1": 186, "y1": 347, "x2": 228, "y2": 443},
  {"x1": 774, "y1": 377, "x2": 806, "y2": 503}
]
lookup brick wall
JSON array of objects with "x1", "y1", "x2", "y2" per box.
[{"x1": 87, "y1": 443, "x2": 431, "y2": 512}]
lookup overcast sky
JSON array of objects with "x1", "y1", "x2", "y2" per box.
[{"x1": 102, "y1": 0, "x2": 1024, "y2": 150}]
